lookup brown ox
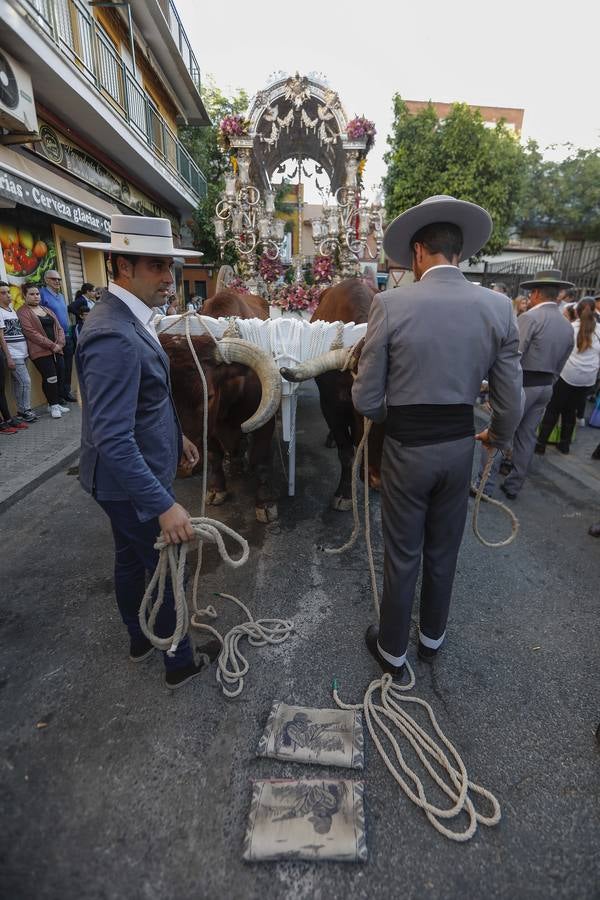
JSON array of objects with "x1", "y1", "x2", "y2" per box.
[
  {"x1": 158, "y1": 290, "x2": 280, "y2": 522},
  {"x1": 281, "y1": 278, "x2": 384, "y2": 510}
]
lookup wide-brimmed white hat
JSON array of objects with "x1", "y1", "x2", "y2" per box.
[
  {"x1": 77, "y1": 215, "x2": 203, "y2": 258},
  {"x1": 383, "y1": 195, "x2": 493, "y2": 268}
]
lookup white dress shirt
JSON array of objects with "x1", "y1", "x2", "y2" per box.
[{"x1": 109, "y1": 281, "x2": 160, "y2": 344}]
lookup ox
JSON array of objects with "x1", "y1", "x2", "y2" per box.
[
  {"x1": 281, "y1": 278, "x2": 384, "y2": 509},
  {"x1": 158, "y1": 290, "x2": 280, "y2": 522}
]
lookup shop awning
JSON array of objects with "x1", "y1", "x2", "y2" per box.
[{"x1": 0, "y1": 146, "x2": 120, "y2": 237}]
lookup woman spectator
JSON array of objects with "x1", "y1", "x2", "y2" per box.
[
  {"x1": 17, "y1": 282, "x2": 68, "y2": 419},
  {"x1": 512, "y1": 295, "x2": 528, "y2": 317},
  {"x1": 0, "y1": 280, "x2": 35, "y2": 428},
  {"x1": 536, "y1": 298, "x2": 600, "y2": 455},
  {"x1": 68, "y1": 282, "x2": 96, "y2": 325}
]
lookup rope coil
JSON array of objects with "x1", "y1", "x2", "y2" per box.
[{"x1": 334, "y1": 670, "x2": 501, "y2": 841}]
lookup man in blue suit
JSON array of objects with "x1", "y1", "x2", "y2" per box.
[{"x1": 76, "y1": 216, "x2": 219, "y2": 690}]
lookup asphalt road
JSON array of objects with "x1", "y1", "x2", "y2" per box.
[{"x1": 1, "y1": 383, "x2": 599, "y2": 900}]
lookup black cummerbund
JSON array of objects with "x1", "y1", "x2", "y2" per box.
[
  {"x1": 522, "y1": 370, "x2": 553, "y2": 387},
  {"x1": 385, "y1": 404, "x2": 474, "y2": 447}
]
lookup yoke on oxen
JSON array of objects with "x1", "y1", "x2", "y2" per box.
[{"x1": 156, "y1": 313, "x2": 367, "y2": 499}]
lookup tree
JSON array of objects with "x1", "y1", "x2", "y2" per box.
[
  {"x1": 179, "y1": 78, "x2": 249, "y2": 264},
  {"x1": 382, "y1": 96, "x2": 529, "y2": 256},
  {"x1": 517, "y1": 145, "x2": 600, "y2": 241}
]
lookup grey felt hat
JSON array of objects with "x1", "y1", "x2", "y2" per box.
[
  {"x1": 77, "y1": 215, "x2": 203, "y2": 258},
  {"x1": 383, "y1": 194, "x2": 493, "y2": 268},
  {"x1": 519, "y1": 269, "x2": 575, "y2": 290}
]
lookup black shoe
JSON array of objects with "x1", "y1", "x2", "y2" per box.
[
  {"x1": 62, "y1": 393, "x2": 78, "y2": 403},
  {"x1": 588, "y1": 522, "x2": 600, "y2": 538},
  {"x1": 164, "y1": 639, "x2": 221, "y2": 690},
  {"x1": 592, "y1": 446, "x2": 600, "y2": 461},
  {"x1": 18, "y1": 409, "x2": 38, "y2": 423},
  {"x1": 556, "y1": 444, "x2": 570, "y2": 455},
  {"x1": 365, "y1": 625, "x2": 406, "y2": 678},
  {"x1": 129, "y1": 636, "x2": 155, "y2": 662},
  {"x1": 500, "y1": 484, "x2": 517, "y2": 500},
  {"x1": 417, "y1": 640, "x2": 439, "y2": 662},
  {"x1": 534, "y1": 443, "x2": 545, "y2": 456}
]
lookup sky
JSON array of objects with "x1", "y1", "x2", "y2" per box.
[{"x1": 177, "y1": 0, "x2": 599, "y2": 201}]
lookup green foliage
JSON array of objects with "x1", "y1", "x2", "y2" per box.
[
  {"x1": 382, "y1": 97, "x2": 528, "y2": 256},
  {"x1": 179, "y1": 77, "x2": 249, "y2": 264},
  {"x1": 517, "y1": 144, "x2": 600, "y2": 241}
]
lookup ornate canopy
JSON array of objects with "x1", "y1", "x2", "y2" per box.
[{"x1": 241, "y1": 72, "x2": 366, "y2": 193}]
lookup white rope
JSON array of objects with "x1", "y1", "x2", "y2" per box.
[
  {"x1": 192, "y1": 593, "x2": 294, "y2": 698},
  {"x1": 333, "y1": 672, "x2": 501, "y2": 841}
]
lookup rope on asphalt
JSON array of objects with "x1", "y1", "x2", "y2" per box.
[
  {"x1": 333, "y1": 671, "x2": 501, "y2": 841},
  {"x1": 140, "y1": 313, "x2": 293, "y2": 693},
  {"x1": 192, "y1": 593, "x2": 293, "y2": 698}
]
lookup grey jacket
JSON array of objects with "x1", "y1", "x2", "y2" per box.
[
  {"x1": 352, "y1": 266, "x2": 522, "y2": 448},
  {"x1": 518, "y1": 302, "x2": 574, "y2": 374}
]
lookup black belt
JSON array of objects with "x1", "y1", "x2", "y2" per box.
[
  {"x1": 385, "y1": 404, "x2": 474, "y2": 447},
  {"x1": 522, "y1": 370, "x2": 553, "y2": 387}
]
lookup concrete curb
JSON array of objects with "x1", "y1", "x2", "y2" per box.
[{"x1": 0, "y1": 443, "x2": 80, "y2": 515}]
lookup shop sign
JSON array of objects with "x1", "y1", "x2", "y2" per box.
[
  {"x1": 34, "y1": 122, "x2": 180, "y2": 236},
  {"x1": 0, "y1": 166, "x2": 110, "y2": 235}
]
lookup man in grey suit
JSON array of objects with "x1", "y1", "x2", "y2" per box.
[
  {"x1": 474, "y1": 270, "x2": 575, "y2": 500},
  {"x1": 76, "y1": 215, "x2": 220, "y2": 690},
  {"x1": 352, "y1": 195, "x2": 522, "y2": 675}
]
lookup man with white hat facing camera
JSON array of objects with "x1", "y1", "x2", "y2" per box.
[
  {"x1": 76, "y1": 216, "x2": 220, "y2": 690},
  {"x1": 352, "y1": 195, "x2": 523, "y2": 676}
]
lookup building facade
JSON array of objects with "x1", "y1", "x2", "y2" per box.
[{"x1": 0, "y1": 0, "x2": 208, "y2": 408}]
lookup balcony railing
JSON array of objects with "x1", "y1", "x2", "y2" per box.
[
  {"x1": 22, "y1": 0, "x2": 207, "y2": 201},
  {"x1": 165, "y1": 0, "x2": 201, "y2": 90}
]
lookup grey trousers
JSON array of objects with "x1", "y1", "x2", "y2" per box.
[
  {"x1": 503, "y1": 384, "x2": 552, "y2": 495},
  {"x1": 10, "y1": 358, "x2": 31, "y2": 413},
  {"x1": 378, "y1": 435, "x2": 474, "y2": 665}
]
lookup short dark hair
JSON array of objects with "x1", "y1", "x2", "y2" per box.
[
  {"x1": 409, "y1": 222, "x2": 463, "y2": 261},
  {"x1": 561, "y1": 287, "x2": 577, "y2": 301},
  {"x1": 111, "y1": 252, "x2": 141, "y2": 272},
  {"x1": 537, "y1": 285, "x2": 560, "y2": 301}
]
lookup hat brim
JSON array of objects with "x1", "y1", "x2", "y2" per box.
[
  {"x1": 383, "y1": 198, "x2": 493, "y2": 268},
  {"x1": 76, "y1": 241, "x2": 203, "y2": 258},
  {"x1": 519, "y1": 278, "x2": 575, "y2": 290}
]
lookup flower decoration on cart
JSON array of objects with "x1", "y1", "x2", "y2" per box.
[
  {"x1": 259, "y1": 253, "x2": 284, "y2": 284},
  {"x1": 312, "y1": 254, "x2": 336, "y2": 285},
  {"x1": 218, "y1": 114, "x2": 251, "y2": 149},
  {"x1": 271, "y1": 283, "x2": 323, "y2": 314},
  {"x1": 346, "y1": 116, "x2": 376, "y2": 150}
]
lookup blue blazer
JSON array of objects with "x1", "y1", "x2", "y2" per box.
[{"x1": 75, "y1": 290, "x2": 182, "y2": 522}]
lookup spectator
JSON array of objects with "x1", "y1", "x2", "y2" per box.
[
  {"x1": 74, "y1": 306, "x2": 91, "y2": 341},
  {"x1": 557, "y1": 286, "x2": 577, "y2": 312},
  {"x1": 0, "y1": 281, "x2": 37, "y2": 424},
  {"x1": 512, "y1": 295, "x2": 528, "y2": 317},
  {"x1": 17, "y1": 282, "x2": 68, "y2": 419},
  {"x1": 39, "y1": 270, "x2": 76, "y2": 403},
  {"x1": 68, "y1": 282, "x2": 96, "y2": 325},
  {"x1": 535, "y1": 298, "x2": 600, "y2": 455},
  {"x1": 491, "y1": 281, "x2": 510, "y2": 296}
]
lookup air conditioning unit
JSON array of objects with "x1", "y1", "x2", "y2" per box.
[{"x1": 0, "y1": 49, "x2": 39, "y2": 141}]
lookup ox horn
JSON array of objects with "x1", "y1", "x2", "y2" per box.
[
  {"x1": 280, "y1": 348, "x2": 351, "y2": 383},
  {"x1": 213, "y1": 338, "x2": 282, "y2": 433}
]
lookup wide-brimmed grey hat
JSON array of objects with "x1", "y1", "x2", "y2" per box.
[
  {"x1": 383, "y1": 194, "x2": 493, "y2": 268},
  {"x1": 519, "y1": 269, "x2": 574, "y2": 290},
  {"x1": 77, "y1": 215, "x2": 203, "y2": 258}
]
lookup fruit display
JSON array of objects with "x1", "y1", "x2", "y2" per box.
[{"x1": 0, "y1": 224, "x2": 55, "y2": 284}]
